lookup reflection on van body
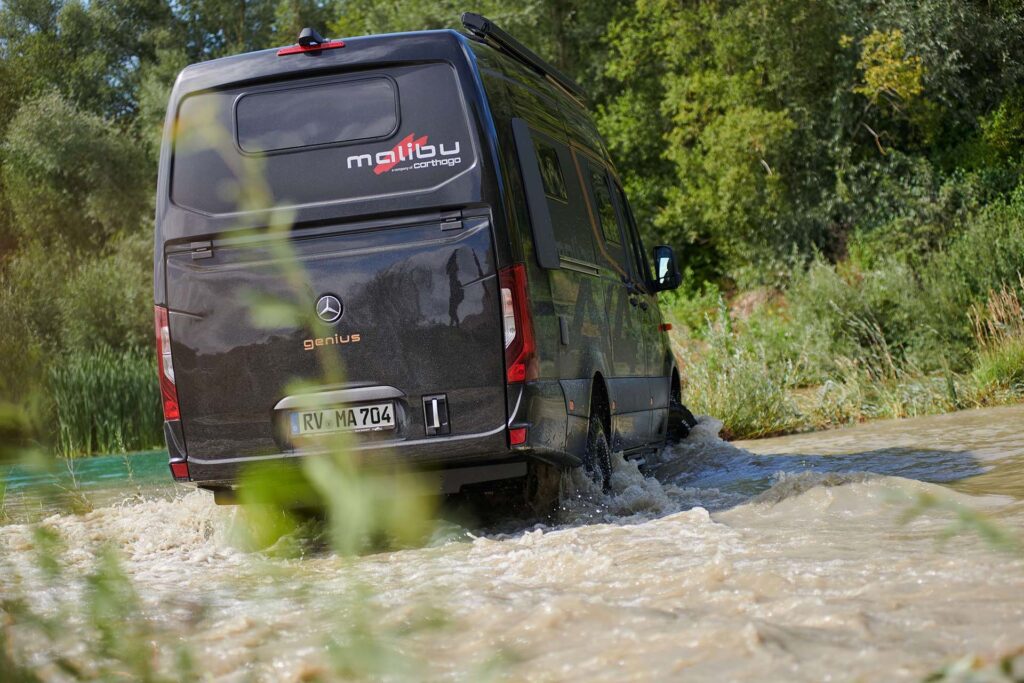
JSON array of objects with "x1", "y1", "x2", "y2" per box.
[{"x1": 153, "y1": 14, "x2": 692, "y2": 504}]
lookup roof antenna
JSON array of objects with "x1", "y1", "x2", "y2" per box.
[{"x1": 298, "y1": 27, "x2": 326, "y2": 47}]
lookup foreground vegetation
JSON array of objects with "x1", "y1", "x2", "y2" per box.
[{"x1": 0, "y1": 0, "x2": 1022, "y2": 451}]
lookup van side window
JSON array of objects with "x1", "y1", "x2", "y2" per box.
[
  {"x1": 613, "y1": 182, "x2": 653, "y2": 285},
  {"x1": 535, "y1": 141, "x2": 567, "y2": 202},
  {"x1": 588, "y1": 168, "x2": 620, "y2": 245},
  {"x1": 531, "y1": 131, "x2": 596, "y2": 263}
]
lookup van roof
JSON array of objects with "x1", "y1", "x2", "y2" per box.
[{"x1": 172, "y1": 29, "x2": 472, "y2": 96}]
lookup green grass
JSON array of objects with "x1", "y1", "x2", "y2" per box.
[
  {"x1": 49, "y1": 347, "x2": 163, "y2": 457},
  {"x1": 678, "y1": 304, "x2": 801, "y2": 439}
]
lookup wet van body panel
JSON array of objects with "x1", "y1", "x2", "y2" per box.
[
  {"x1": 165, "y1": 214, "x2": 507, "y2": 478},
  {"x1": 154, "y1": 22, "x2": 681, "y2": 489},
  {"x1": 472, "y1": 44, "x2": 668, "y2": 453}
]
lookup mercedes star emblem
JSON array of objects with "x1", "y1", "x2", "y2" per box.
[{"x1": 315, "y1": 294, "x2": 343, "y2": 323}]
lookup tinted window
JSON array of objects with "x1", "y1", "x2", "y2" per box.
[
  {"x1": 589, "y1": 168, "x2": 620, "y2": 245},
  {"x1": 531, "y1": 132, "x2": 594, "y2": 263},
  {"x1": 614, "y1": 182, "x2": 652, "y2": 285},
  {"x1": 535, "y1": 140, "x2": 567, "y2": 202},
  {"x1": 585, "y1": 161, "x2": 632, "y2": 274},
  {"x1": 236, "y1": 78, "x2": 397, "y2": 153}
]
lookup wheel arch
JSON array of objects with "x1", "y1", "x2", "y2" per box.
[
  {"x1": 670, "y1": 366, "x2": 682, "y2": 403},
  {"x1": 590, "y1": 372, "x2": 611, "y2": 437}
]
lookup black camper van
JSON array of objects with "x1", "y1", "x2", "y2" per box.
[{"x1": 154, "y1": 14, "x2": 694, "y2": 505}]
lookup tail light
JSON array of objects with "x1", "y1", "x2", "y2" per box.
[
  {"x1": 154, "y1": 306, "x2": 180, "y2": 420},
  {"x1": 499, "y1": 263, "x2": 538, "y2": 383}
]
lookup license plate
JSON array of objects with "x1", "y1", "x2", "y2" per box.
[{"x1": 290, "y1": 402, "x2": 395, "y2": 436}]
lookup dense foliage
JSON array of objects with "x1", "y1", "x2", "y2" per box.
[{"x1": 0, "y1": 0, "x2": 1022, "y2": 448}]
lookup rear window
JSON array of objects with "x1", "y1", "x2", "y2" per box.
[
  {"x1": 171, "y1": 63, "x2": 476, "y2": 215},
  {"x1": 235, "y1": 78, "x2": 398, "y2": 153}
]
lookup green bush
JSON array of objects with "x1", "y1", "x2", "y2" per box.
[
  {"x1": 967, "y1": 274, "x2": 1024, "y2": 403},
  {"x1": 919, "y1": 189, "x2": 1024, "y2": 368},
  {"x1": 735, "y1": 257, "x2": 927, "y2": 384},
  {"x1": 660, "y1": 277, "x2": 722, "y2": 337},
  {"x1": 682, "y1": 305, "x2": 801, "y2": 440},
  {"x1": 670, "y1": 187, "x2": 1024, "y2": 438},
  {"x1": 972, "y1": 338, "x2": 1024, "y2": 402},
  {"x1": 49, "y1": 347, "x2": 162, "y2": 456}
]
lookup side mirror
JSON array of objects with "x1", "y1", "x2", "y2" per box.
[{"x1": 653, "y1": 245, "x2": 681, "y2": 292}]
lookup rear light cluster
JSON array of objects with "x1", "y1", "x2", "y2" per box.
[
  {"x1": 154, "y1": 306, "x2": 180, "y2": 420},
  {"x1": 499, "y1": 264, "x2": 538, "y2": 384}
]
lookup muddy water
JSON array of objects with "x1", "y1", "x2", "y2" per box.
[{"x1": 3, "y1": 405, "x2": 1024, "y2": 681}]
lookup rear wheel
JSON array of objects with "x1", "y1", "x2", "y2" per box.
[
  {"x1": 583, "y1": 412, "x2": 613, "y2": 492},
  {"x1": 667, "y1": 389, "x2": 698, "y2": 443}
]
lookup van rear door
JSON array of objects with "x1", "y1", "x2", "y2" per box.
[{"x1": 163, "y1": 214, "x2": 507, "y2": 464}]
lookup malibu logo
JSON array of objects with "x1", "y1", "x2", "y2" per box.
[{"x1": 347, "y1": 133, "x2": 462, "y2": 175}]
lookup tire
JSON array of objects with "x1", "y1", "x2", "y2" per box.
[
  {"x1": 521, "y1": 460, "x2": 561, "y2": 520},
  {"x1": 583, "y1": 412, "x2": 613, "y2": 492},
  {"x1": 667, "y1": 396, "x2": 698, "y2": 443}
]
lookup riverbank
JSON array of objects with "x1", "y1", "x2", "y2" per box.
[
  {"x1": 680, "y1": 355, "x2": 1024, "y2": 442},
  {"x1": 675, "y1": 340, "x2": 1024, "y2": 441},
  {"x1": 665, "y1": 193, "x2": 1024, "y2": 441}
]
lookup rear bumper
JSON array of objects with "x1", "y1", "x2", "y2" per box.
[{"x1": 180, "y1": 423, "x2": 516, "y2": 488}]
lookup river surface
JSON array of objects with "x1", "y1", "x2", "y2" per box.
[{"x1": 2, "y1": 405, "x2": 1024, "y2": 681}]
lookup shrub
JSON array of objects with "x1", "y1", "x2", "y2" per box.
[
  {"x1": 660, "y1": 277, "x2": 722, "y2": 338},
  {"x1": 738, "y1": 257, "x2": 928, "y2": 383},
  {"x1": 972, "y1": 339, "x2": 1024, "y2": 402},
  {"x1": 920, "y1": 189, "x2": 1024, "y2": 368},
  {"x1": 1, "y1": 92, "x2": 151, "y2": 248},
  {"x1": 682, "y1": 304, "x2": 800, "y2": 439}
]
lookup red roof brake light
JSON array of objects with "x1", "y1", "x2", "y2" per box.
[{"x1": 278, "y1": 27, "x2": 345, "y2": 56}]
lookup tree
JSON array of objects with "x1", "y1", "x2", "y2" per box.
[{"x1": 2, "y1": 92, "x2": 150, "y2": 248}]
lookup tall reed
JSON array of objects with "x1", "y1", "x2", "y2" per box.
[{"x1": 49, "y1": 347, "x2": 162, "y2": 456}]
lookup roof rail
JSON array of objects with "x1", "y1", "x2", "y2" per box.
[{"x1": 460, "y1": 13, "x2": 587, "y2": 104}]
